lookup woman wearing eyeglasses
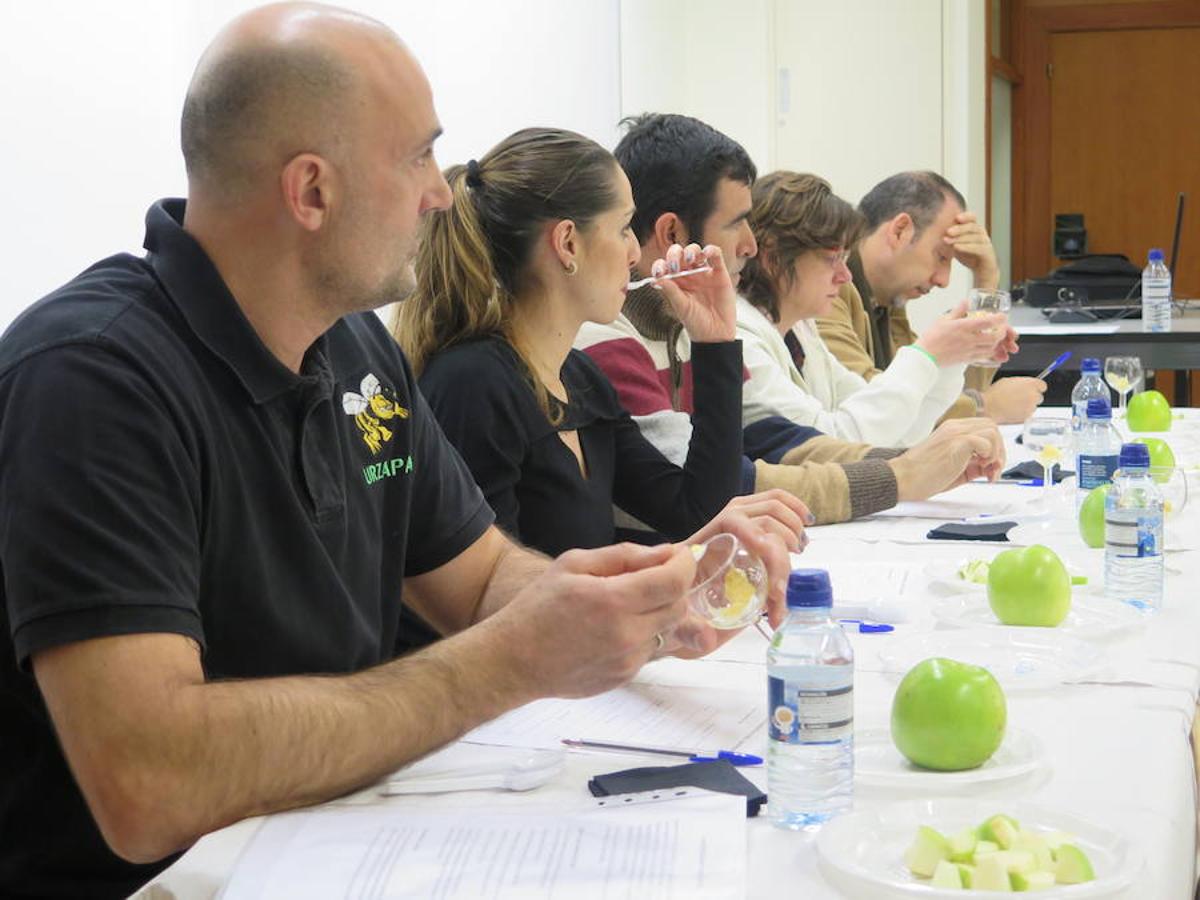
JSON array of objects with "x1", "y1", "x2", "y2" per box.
[{"x1": 737, "y1": 171, "x2": 1004, "y2": 447}]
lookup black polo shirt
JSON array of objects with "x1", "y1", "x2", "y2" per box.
[{"x1": 0, "y1": 199, "x2": 494, "y2": 898}]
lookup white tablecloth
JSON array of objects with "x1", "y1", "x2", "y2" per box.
[{"x1": 135, "y1": 412, "x2": 1200, "y2": 899}]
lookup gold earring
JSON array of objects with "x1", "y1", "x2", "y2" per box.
[{"x1": 564, "y1": 261, "x2": 578, "y2": 276}]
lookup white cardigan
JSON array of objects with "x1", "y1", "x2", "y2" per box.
[{"x1": 736, "y1": 296, "x2": 965, "y2": 447}]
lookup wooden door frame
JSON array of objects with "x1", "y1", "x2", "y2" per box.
[{"x1": 1011, "y1": 0, "x2": 1200, "y2": 283}]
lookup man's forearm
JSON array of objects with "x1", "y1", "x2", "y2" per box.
[
  {"x1": 470, "y1": 539, "x2": 551, "y2": 623},
  {"x1": 37, "y1": 625, "x2": 537, "y2": 864}
]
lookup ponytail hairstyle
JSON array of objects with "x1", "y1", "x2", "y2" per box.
[
  {"x1": 394, "y1": 127, "x2": 619, "y2": 419},
  {"x1": 740, "y1": 171, "x2": 866, "y2": 323}
]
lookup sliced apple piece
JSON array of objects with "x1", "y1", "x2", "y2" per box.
[
  {"x1": 904, "y1": 825, "x2": 950, "y2": 877},
  {"x1": 979, "y1": 814, "x2": 1020, "y2": 849},
  {"x1": 1054, "y1": 844, "x2": 1095, "y2": 884},
  {"x1": 931, "y1": 859, "x2": 964, "y2": 889},
  {"x1": 948, "y1": 826, "x2": 978, "y2": 863},
  {"x1": 1011, "y1": 870, "x2": 1056, "y2": 891},
  {"x1": 955, "y1": 863, "x2": 976, "y2": 888},
  {"x1": 973, "y1": 854, "x2": 1013, "y2": 891}
]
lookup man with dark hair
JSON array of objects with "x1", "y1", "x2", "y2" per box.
[
  {"x1": 0, "y1": 10, "x2": 804, "y2": 898},
  {"x1": 817, "y1": 170, "x2": 1047, "y2": 423},
  {"x1": 577, "y1": 114, "x2": 1006, "y2": 529}
]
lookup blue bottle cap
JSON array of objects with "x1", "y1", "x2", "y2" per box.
[
  {"x1": 1081, "y1": 357, "x2": 1101, "y2": 373},
  {"x1": 1149, "y1": 248, "x2": 1165, "y2": 263},
  {"x1": 1086, "y1": 397, "x2": 1112, "y2": 420},
  {"x1": 1119, "y1": 442, "x2": 1150, "y2": 469},
  {"x1": 786, "y1": 568, "x2": 832, "y2": 608}
]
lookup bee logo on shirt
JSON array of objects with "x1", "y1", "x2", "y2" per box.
[{"x1": 342, "y1": 373, "x2": 409, "y2": 455}]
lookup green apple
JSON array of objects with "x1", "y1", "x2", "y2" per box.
[
  {"x1": 1126, "y1": 389, "x2": 1172, "y2": 432},
  {"x1": 1132, "y1": 437, "x2": 1176, "y2": 486},
  {"x1": 987, "y1": 545, "x2": 1072, "y2": 627},
  {"x1": 1078, "y1": 484, "x2": 1111, "y2": 548},
  {"x1": 890, "y1": 657, "x2": 1007, "y2": 771}
]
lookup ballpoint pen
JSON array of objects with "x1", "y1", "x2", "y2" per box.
[
  {"x1": 1034, "y1": 351, "x2": 1072, "y2": 381},
  {"x1": 562, "y1": 738, "x2": 764, "y2": 766},
  {"x1": 627, "y1": 264, "x2": 713, "y2": 290}
]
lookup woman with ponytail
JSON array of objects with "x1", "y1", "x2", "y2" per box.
[{"x1": 394, "y1": 127, "x2": 744, "y2": 557}]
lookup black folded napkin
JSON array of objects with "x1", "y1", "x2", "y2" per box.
[
  {"x1": 588, "y1": 760, "x2": 766, "y2": 817},
  {"x1": 1002, "y1": 460, "x2": 1073, "y2": 484},
  {"x1": 927, "y1": 520, "x2": 1019, "y2": 542}
]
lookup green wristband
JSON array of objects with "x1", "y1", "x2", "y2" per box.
[{"x1": 907, "y1": 344, "x2": 937, "y2": 365}]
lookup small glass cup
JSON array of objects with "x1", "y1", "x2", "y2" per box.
[
  {"x1": 1021, "y1": 416, "x2": 1072, "y2": 505},
  {"x1": 1104, "y1": 356, "x2": 1143, "y2": 418},
  {"x1": 687, "y1": 533, "x2": 767, "y2": 629},
  {"x1": 966, "y1": 288, "x2": 1011, "y2": 368},
  {"x1": 1148, "y1": 466, "x2": 1188, "y2": 519}
]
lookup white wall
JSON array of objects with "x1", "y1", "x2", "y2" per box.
[
  {"x1": 2, "y1": 1, "x2": 989, "y2": 334},
  {"x1": 0, "y1": 0, "x2": 621, "y2": 332},
  {"x1": 619, "y1": 0, "x2": 989, "y2": 333},
  {"x1": 619, "y1": 0, "x2": 774, "y2": 172}
]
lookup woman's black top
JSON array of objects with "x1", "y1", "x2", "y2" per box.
[{"x1": 419, "y1": 335, "x2": 743, "y2": 557}]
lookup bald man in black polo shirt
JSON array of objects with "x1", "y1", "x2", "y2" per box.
[{"x1": 0, "y1": 5, "x2": 806, "y2": 896}]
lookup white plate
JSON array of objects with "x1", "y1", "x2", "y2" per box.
[
  {"x1": 855, "y1": 728, "x2": 1046, "y2": 791},
  {"x1": 923, "y1": 557, "x2": 1096, "y2": 595},
  {"x1": 931, "y1": 593, "x2": 1144, "y2": 642},
  {"x1": 1008, "y1": 521, "x2": 1189, "y2": 552},
  {"x1": 817, "y1": 798, "x2": 1142, "y2": 899},
  {"x1": 878, "y1": 628, "x2": 1106, "y2": 692}
]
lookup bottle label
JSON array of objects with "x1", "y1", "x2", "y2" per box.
[
  {"x1": 1105, "y1": 509, "x2": 1162, "y2": 558},
  {"x1": 767, "y1": 676, "x2": 852, "y2": 744},
  {"x1": 1077, "y1": 453, "x2": 1118, "y2": 490}
]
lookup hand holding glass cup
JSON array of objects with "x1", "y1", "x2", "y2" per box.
[
  {"x1": 1021, "y1": 416, "x2": 1072, "y2": 504},
  {"x1": 966, "y1": 288, "x2": 1012, "y2": 368},
  {"x1": 686, "y1": 533, "x2": 768, "y2": 630}
]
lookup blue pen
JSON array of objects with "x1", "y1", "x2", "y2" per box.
[
  {"x1": 1034, "y1": 351, "x2": 1072, "y2": 380},
  {"x1": 562, "y1": 738, "x2": 764, "y2": 766}
]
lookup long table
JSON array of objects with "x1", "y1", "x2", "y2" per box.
[
  {"x1": 1009, "y1": 303, "x2": 1200, "y2": 399},
  {"x1": 136, "y1": 412, "x2": 1200, "y2": 899}
]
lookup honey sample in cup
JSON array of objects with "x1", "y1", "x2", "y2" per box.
[{"x1": 687, "y1": 533, "x2": 768, "y2": 629}]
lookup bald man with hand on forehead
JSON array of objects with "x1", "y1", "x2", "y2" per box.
[{"x1": 0, "y1": 5, "x2": 806, "y2": 897}]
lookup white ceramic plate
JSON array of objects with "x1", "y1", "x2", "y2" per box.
[
  {"x1": 855, "y1": 728, "x2": 1046, "y2": 791},
  {"x1": 877, "y1": 628, "x2": 1107, "y2": 692},
  {"x1": 930, "y1": 593, "x2": 1144, "y2": 642},
  {"x1": 816, "y1": 798, "x2": 1142, "y2": 899},
  {"x1": 923, "y1": 557, "x2": 1097, "y2": 595}
]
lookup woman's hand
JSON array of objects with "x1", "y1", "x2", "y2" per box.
[
  {"x1": 916, "y1": 299, "x2": 1011, "y2": 367},
  {"x1": 650, "y1": 243, "x2": 737, "y2": 343}
]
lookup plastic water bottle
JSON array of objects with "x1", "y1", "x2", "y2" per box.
[
  {"x1": 1104, "y1": 443, "x2": 1164, "y2": 611},
  {"x1": 767, "y1": 569, "x2": 853, "y2": 830},
  {"x1": 1070, "y1": 357, "x2": 1109, "y2": 432},
  {"x1": 1141, "y1": 248, "x2": 1172, "y2": 333},
  {"x1": 1075, "y1": 398, "x2": 1121, "y2": 501}
]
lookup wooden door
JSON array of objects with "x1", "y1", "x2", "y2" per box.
[
  {"x1": 1012, "y1": 1, "x2": 1200, "y2": 293},
  {"x1": 1049, "y1": 27, "x2": 1200, "y2": 296}
]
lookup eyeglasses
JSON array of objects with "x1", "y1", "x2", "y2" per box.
[{"x1": 820, "y1": 249, "x2": 851, "y2": 269}]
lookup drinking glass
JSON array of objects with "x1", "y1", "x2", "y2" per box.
[
  {"x1": 1021, "y1": 416, "x2": 1072, "y2": 504},
  {"x1": 687, "y1": 533, "x2": 767, "y2": 629},
  {"x1": 1148, "y1": 466, "x2": 1187, "y2": 520},
  {"x1": 1104, "y1": 356, "x2": 1143, "y2": 417},
  {"x1": 966, "y1": 288, "x2": 1011, "y2": 368}
]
